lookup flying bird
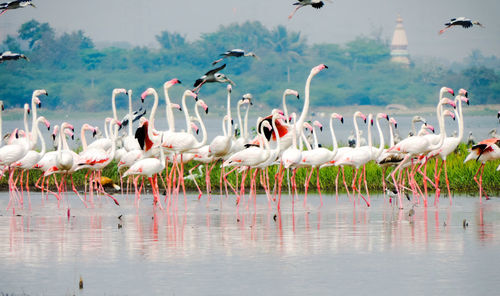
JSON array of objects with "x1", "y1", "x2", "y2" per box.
[
  {"x1": 119, "y1": 106, "x2": 146, "y2": 131},
  {"x1": 0, "y1": 51, "x2": 29, "y2": 62},
  {"x1": 192, "y1": 64, "x2": 235, "y2": 93},
  {"x1": 211, "y1": 49, "x2": 258, "y2": 65},
  {"x1": 288, "y1": 0, "x2": 329, "y2": 20},
  {"x1": 439, "y1": 17, "x2": 485, "y2": 34},
  {"x1": 0, "y1": 0, "x2": 35, "y2": 15}
]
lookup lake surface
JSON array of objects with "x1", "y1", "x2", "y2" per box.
[{"x1": 1, "y1": 192, "x2": 500, "y2": 295}]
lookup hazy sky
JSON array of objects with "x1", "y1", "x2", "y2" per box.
[{"x1": 0, "y1": 0, "x2": 498, "y2": 62}]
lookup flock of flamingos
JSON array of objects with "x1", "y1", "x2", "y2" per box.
[{"x1": 0, "y1": 64, "x2": 499, "y2": 213}]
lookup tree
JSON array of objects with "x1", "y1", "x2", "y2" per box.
[
  {"x1": 156, "y1": 31, "x2": 187, "y2": 50},
  {"x1": 18, "y1": 19, "x2": 55, "y2": 49},
  {"x1": 1, "y1": 35, "x2": 21, "y2": 52},
  {"x1": 266, "y1": 25, "x2": 307, "y2": 82}
]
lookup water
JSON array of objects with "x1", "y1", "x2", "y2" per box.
[{"x1": 1, "y1": 193, "x2": 500, "y2": 295}]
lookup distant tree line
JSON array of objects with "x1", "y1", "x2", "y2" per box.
[{"x1": 0, "y1": 19, "x2": 499, "y2": 111}]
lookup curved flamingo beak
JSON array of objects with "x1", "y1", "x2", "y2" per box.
[
  {"x1": 93, "y1": 129, "x2": 97, "y2": 137},
  {"x1": 45, "y1": 120, "x2": 50, "y2": 130},
  {"x1": 27, "y1": 108, "x2": 30, "y2": 115},
  {"x1": 447, "y1": 87, "x2": 455, "y2": 96},
  {"x1": 140, "y1": 90, "x2": 149, "y2": 103}
]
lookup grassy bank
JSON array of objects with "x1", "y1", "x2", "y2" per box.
[{"x1": 1, "y1": 144, "x2": 499, "y2": 195}]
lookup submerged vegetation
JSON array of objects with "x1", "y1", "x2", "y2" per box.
[{"x1": 1, "y1": 20, "x2": 499, "y2": 112}]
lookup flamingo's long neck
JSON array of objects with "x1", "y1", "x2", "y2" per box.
[
  {"x1": 283, "y1": 91, "x2": 289, "y2": 123},
  {"x1": 329, "y1": 115, "x2": 339, "y2": 157},
  {"x1": 354, "y1": 114, "x2": 361, "y2": 148},
  {"x1": 374, "y1": 115, "x2": 385, "y2": 159},
  {"x1": 290, "y1": 113, "x2": 298, "y2": 149},
  {"x1": 36, "y1": 117, "x2": 46, "y2": 156},
  {"x1": 112, "y1": 91, "x2": 118, "y2": 123},
  {"x1": 271, "y1": 114, "x2": 281, "y2": 152},
  {"x1": 164, "y1": 84, "x2": 175, "y2": 132},
  {"x1": 226, "y1": 88, "x2": 232, "y2": 140},
  {"x1": 428, "y1": 101, "x2": 447, "y2": 151},
  {"x1": 236, "y1": 101, "x2": 243, "y2": 139},
  {"x1": 296, "y1": 70, "x2": 315, "y2": 135},
  {"x1": 243, "y1": 102, "x2": 250, "y2": 140},
  {"x1": 389, "y1": 122, "x2": 395, "y2": 147},
  {"x1": 128, "y1": 90, "x2": 134, "y2": 136},
  {"x1": 181, "y1": 92, "x2": 192, "y2": 135},
  {"x1": 147, "y1": 89, "x2": 159, "y2": 143},
  {"x1": 30, "y1": 95, "x2": 38, "y2": 145},
  {"x1": 193, "y1": 102, "x2": 207, "y2": 149},
  {"x1": 456, "y1": 96, "x2": 464, "y2": 141},
  {"x1": 23, "y1": 105, "x2": 29, "y2": 138},
  {"x1": 366, "y1": 114, "x2": 373, "y2": 149},
  {"x1": 81, "y1": 125, "x2": 89, "y2": 151}
]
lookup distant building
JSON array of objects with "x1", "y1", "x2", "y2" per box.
[{"x1": 390, "y1": 15, "x2": 410, "y2": 66}]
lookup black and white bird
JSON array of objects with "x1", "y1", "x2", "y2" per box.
[
  {"x1": 192, "y1": 64, "x2": 235, "y2": 93},
  {"x1": 288, "y1": 0, "x2": 329, "y2": 20},
  {"x1": 0, "y1": 51, "x2": 29, "y2": 62},
  {"x1": 439, "y1": 17, "x2": 485, "y2": 34},
  {"x1": 0, "y1": 0, "x2": 36, "y2": 15},
  {"x1": 212, "y1": 49, "x2": 258, "y2": 66},
  {"x1": 119, "y1": 106, "x2": 146, "y2": 131}
]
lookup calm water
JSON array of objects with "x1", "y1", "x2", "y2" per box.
[{"x1": 1, "y1": 193, "x2": 500, "y2": 295}]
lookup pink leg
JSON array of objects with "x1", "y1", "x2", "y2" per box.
[
  {"x1": 443, "y1": 159, "x2": 452, "y2": 204},
  {"x1": 316, "y1": 167, "x2": 323, "y2": 208},
  {"x1": 304, "y1": 167, "x2": 314, "y2": 208}
]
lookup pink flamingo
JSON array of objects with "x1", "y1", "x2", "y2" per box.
[
  {"x1": 301, "y1": 113, "x2": 343, "y2": 207},
  {"x1": 387, "y1": 97, "x2": 455, "y2": 208}
]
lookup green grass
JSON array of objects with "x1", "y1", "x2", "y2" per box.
[{"x1": 2, "y1": 144, "x2": 499, "y2": 195}]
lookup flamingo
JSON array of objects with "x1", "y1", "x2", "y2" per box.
[
  {"x1": 0, "y1": 51, "x2": 29, "y2": 62},
  {"x1": 123, "y1": 136, "x2": 166, "y2": 209},
  {"x1": 439, "y1": 17, "x2": 485, "y2": 34},
  {"x1": 223, "y1": 120, "x2": 272, "y2": 205},
  {"x1": 331, "y1": 111, "x2": 366, "y2": 199},
  {"x1": 208, "y1": 85, "x2": 234, "y2": 196},
  {"x1": 428, "y1": 89, "x2": 469, "y2": 203},
  {"x1": 408, "y1": 116, "x2": 427, "y2": 137},
  {"x1": 212, "y1": 49, "x2": 258, "y2": 65},
  {"x1": 387, "y1": 97, "x2": 455, "y2": 208},
  {"x1": 301, "y1": 113, "x2": 343, "y2": 207},
  {"x1": 259, "y1": 64, "x2": 328, "y2": 152},
  {"x1": 464, "y1": 138, "x2": 500, "y2": 201},
  {"x1": 230, "y1": 94, "x2": 252, "y2": 154},
  {"x1": 11, "y1": 116, "x2": 50, "y2": 195},
  {"x1": 192, "y1": 64, "x2": 235, "y2": 93},
  {"x1": 281, "y1": 89, "x2": 300, "y2": 124},
  {"x1": 288, "y1": 0, "x2": 328, "y2": 20},
  {"x1": 75, "y1": 119, "x2": 121, "y2": 206}
]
